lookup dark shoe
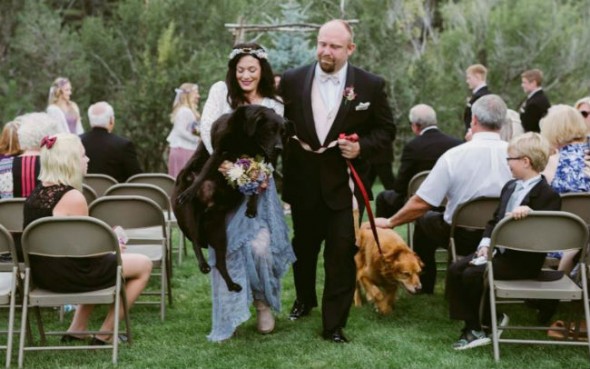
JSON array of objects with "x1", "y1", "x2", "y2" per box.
[
  {"x1": 322, "y1": 328, "x2": 349, "y2": 343},
  {"x1": 60, "y1": 334, "x2": 87, "y2": 343},
  {"x1": 89, "y1": 334, "x2": 128, "y2": 345},
  {"x1": 289, "y1": 300, "x2": 312, "y2": 321},
  {"x1": 452, "y1": 329, "x2": 490, "y2": 350}
]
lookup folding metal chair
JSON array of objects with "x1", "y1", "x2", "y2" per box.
[
  {"x1": 406, "y1": 170, "x2": 430, "y2": 248},
  {"x1": 0, "y1": 225, "x2": 19, "y2": 368},
  {"x1": 89, "y1": 196, "x2": 170, "y2": 321},
  {"x1": 18, "y1": 216, "x2": 131, "y2": 368},
  {"x1": 83, "y1": 174, "x2": 118, "y2": 197},
  {"x1": 449, "y1": 196, "x2": 499, "y2": 262},
  {"x1": 486, "y1": 211, "x2": 590, "y2": 361},
  {"x1": 81, "y1": 184, "x2": 98, "y2": 206},
  {"x1": 126, "y1": 174, "x2": 187, "y2": 264}
]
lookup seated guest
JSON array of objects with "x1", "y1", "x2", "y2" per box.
[
  {"x1": 24, "y1": 133, "x2": 152, "y2": 345},
  {"x1": 0, "y1": 121, "x2": 22, "y2": 159},
  {"x1": 0, "y1": 113, "x2": 60, "y2": 198},
  {"x1": 447, "y1": 132, "x2": 560, "y2": 350},
  {"x1": 375, "y1": 104, "x2": 461, "y2": 217},
  {"x1": 373, "y1": 95, "x2": 513, "y2": 294},
  {"x1": 499, "y1": 109, "x2": 525, "y2": 142},
  {"x1": 80, "y1": 102, "x2": 142, "y2": 183},
  {"x1": 540, "y1": 105, "x2": 590, "y2": 274}
]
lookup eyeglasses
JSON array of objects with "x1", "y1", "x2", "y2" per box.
[
  {"x1": 581, "y1": 111, "x2": 590, "y2": 118},
  {"x1": 506, "y1": 156, "x2": 524, "y2": 161}
]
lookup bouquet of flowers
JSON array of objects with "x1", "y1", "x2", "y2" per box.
[
  {"x1": 190, "y1": 121, "x2": 201, "y2": 136},
  {"x1": 221, "y1": 156, "x2": 274, "y2": 196}
]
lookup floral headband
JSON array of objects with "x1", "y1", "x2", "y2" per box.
[
  {"x1": 41, "y1": 135, "x2": 57, "y2": 149},
  {"x1": 228, "y1": 47, "x2": 268, "y2": 61}
]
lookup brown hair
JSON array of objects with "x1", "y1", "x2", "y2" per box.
[
  {"x1": 0, "y1": 121, "x2": 22, "y2": 156},
  {"x1": 521, "y1": 69, "x2": 544, "y2": 86}
]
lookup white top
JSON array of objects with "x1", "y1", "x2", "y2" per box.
[
  {"x1": 166, "y1": 106, "x2": 200, "y2": 150},
  {"x1": 417, "y1": 132, "x2": 512, "y2": 224},
  {"x1": 46, "y1": 104, "x2": 84, "y2": 134},
  {"x1": 200, "y1": 81, "x2": 284, "y2": 154}
]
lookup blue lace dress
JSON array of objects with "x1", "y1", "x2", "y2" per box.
[
  {"x1": 201, "y1": 82, "x2": 295, "y2": 342},
  {"x1": 207, "y1": 178, "x2": 295, "y2": 342}
]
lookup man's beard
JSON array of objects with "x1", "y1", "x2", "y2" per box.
[{"x1": 319, "y1": 57, "x2": 335, "y2": 73}]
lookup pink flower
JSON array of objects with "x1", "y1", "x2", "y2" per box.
[{"x1": 343, "y1": 86, "x2": 357, "y2": 103}]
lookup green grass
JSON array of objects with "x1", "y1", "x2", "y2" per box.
[{"x1": 7, "y1": 183, "x2": 590, "y2": 368}]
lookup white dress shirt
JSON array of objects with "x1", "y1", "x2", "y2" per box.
[{"x1": 315, "y1": 63, "x2": 347, "y2": 112}]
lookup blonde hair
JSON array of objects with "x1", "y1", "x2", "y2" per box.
[
  {"x1": 540, "y1": 104, "x2": 588, "y2": 147},
  {"x1": 466, "y1": 64, "x2": 488, "y2": 80},
  {"x1": 38, "y1": 133, "x2": 84, "y2": 191},
  {"x1": 48, "y1": 77, "x2": 71, "y2": 105},
  {"x1": 574, "y1": 96, "x2": 590, "y2": 110},
  {"x1": 521, "y1": 69, "x2": 544, "y2": 86},
  {"x1": 170, "y1": 83, "x2": 200, "y2": 123},
  {"x1": 508, "y1": 132, "x2": 551, "y2": 172},
  {"x1": 0, "y1": 121, "x2": 22, "y2": 156}
]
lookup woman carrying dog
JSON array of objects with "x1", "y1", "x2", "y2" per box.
[{"x1": 199, "y1": 43, "x2": 295, "y2": 341}]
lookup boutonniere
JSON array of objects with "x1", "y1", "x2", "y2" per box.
[{"x1": 343, "y1": 86, "x2": 357, "y2": 105}]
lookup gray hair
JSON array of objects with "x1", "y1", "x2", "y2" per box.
[
  {"x1": 15, "y1": 112, "x2": 61, "y2": 151},
  {"x1": 471, "y1": 94, "x2": 507, "y2": 131},
  {"x1": 88, "y1": 101, "x2": 114, "y2": 128},
  {"x1": 408, "y1": 104, "x2": 437, "y2": 128}
]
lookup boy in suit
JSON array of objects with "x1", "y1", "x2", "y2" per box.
[
  {"x1": 463, "y1": 64, "x2": 491, "y2": 133},
  {"x1": 519, "y1": 69, "x2": 551, "y2": 133},
  {"x1": 446, "y1": 132, "x2": 560, "y2": 350}
]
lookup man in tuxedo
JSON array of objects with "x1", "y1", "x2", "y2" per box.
[
  {"x1": 519, "y1": 69, "x2": 551, "y2": 133},
  {"x1": 376, "y1": 104, "x2": 461, "y2": 217},
  {"x1": 373, "y1": 95, "x2": 512, "y2": 294},
  {"x1": 280, "y1": 19, "x2": 396, "y2": 343},
  {"x1": 463, "y1": 64, "x2": 491, "y2": 133},
  {"x1": 81, "y1": 101, "x2": 142, "y2": 183}
]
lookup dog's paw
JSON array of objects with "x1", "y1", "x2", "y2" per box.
[
  {"x1": 199, "y1": 263, "x2": 211, "y2": 274},
  {"x1": 228, "y1": 282, "x2": 242, "y2": 292}
]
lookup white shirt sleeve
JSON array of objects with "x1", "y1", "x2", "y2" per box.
[
  {"x1": 200, "y1": 81, "x2": 229, "y2": 154},
  {"x1": 416, "y1": 156, "x2": 451, "y2": 207}
]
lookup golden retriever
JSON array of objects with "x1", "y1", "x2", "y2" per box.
[{"x1": 354, "y1": 226, "x2": 423, "y2": 315}]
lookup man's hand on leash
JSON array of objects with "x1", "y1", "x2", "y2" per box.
[{"x1": 338, "y1": 133, "x2": 360, "y2": 159}]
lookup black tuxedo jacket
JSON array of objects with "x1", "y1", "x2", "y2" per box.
[
  {"x1": 463, "y1": 85, "x2": 490, "y2": 131},
  {"x1": 280, "y1": 63, "x2": 396, "y2": 210},
  {"x1": 392, "y1": 127, "x2": 461, "y2": 195},
  {"x1": 519, "y1": 89, "x2": 551, "y2": 133},
  {"x1": 483, "y1": 177, "x2": 560, "y2": 271},
  {"x1": 80, "y1": 127, "x2": 142, "y2": 183}
]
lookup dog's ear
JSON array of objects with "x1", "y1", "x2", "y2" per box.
[{"x1": 414, "y1": 252, "x2": 425, "y2": 268}]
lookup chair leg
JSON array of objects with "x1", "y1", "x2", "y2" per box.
[
  {"x1": 18, "y1": 295, "x2": 29, "y2": 368},
  {"x1": 34, "y1": 307, "x2": 45, "y2": 345}
]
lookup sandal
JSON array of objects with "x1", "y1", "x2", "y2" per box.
[
  {"x1": 569, "y1": 321, "x2": 588, "y2": 341},
  {"x1": 60, "y1": 334, "x2": 88, "y2": 343},
  {"x1": 547, "y1": 320, "x2": 568, "y2": 340}
]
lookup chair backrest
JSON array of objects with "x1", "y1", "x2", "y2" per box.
[
  {"x1": 126, "y1": 173, "x2": 175, "y2": 198},
  {"x1": 89, "y1": 195, "x2": 166, "y2": 231},
  {"x1": 490, "y1": 211, "x2": 589, "y2": 254},
  {"x1": 21, "y1": 216, "x2": 120, "y2": 266},
  {"x1": 104, "y1": 183, "x2": 171, "y2": 213},
  {"x1": 0, "y1": 198, "x2": 26, "y2": 232},
  {"x1": 560, "y1": 192, "x2": 590, "y2": 227},
  {"x1": 83, "y1": 174, "x2": 118, "y2": 197},
  {"x1": 451, "y1": 196, "x2": 500, "y2": 233},
  {"x1": 407, "y1": 170, "x2": 430, "y2": 198},
  {"x1": 81, "y1": 184, "x2": 98, "y2": 206}
]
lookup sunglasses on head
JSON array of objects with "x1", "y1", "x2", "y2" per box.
[{"x1": 581, "y1": 110, "x2": 590, "y2": 118}]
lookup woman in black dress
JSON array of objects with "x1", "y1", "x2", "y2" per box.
[{"x1": 24, "y1": 133, "x2": 152, "y2": 345}]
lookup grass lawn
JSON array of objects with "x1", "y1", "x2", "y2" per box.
[{"x1": 7, "y1": 184, "x2": 590, "y2": 368}]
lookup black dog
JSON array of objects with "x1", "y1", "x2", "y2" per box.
[{"x1": 171, "y1": 105, "x2": 286, "y2": 292}]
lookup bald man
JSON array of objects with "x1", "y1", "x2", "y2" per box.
[
  {"x1": 81, "y1": 101, "x2": 142, "y2": 182},
  {"x1": 280, "y1": 19, "x2": 396, "y2": 343}
]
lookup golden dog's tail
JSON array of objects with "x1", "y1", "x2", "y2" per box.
[{"x1": 353, "y1": 208, "x2": 360, "y2": 246}]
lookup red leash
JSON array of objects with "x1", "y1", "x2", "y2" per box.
[{"x1": 339, "y1": 133, "x2": 383, "y2": 256}]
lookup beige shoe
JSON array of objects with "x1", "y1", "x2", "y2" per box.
[{"x1": 254, "y1": 300, "x2": 275, "y2": 334}]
